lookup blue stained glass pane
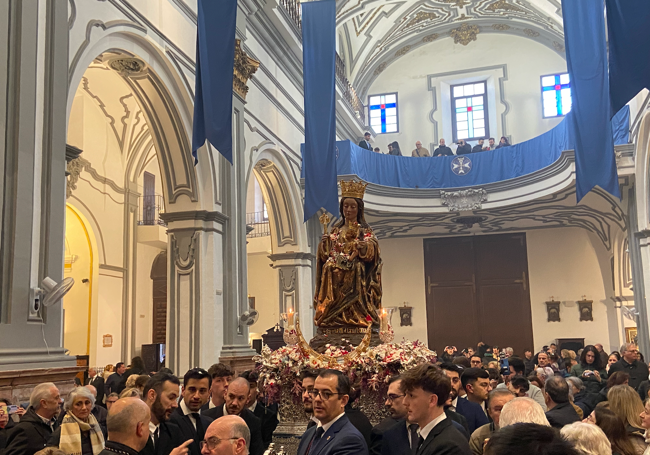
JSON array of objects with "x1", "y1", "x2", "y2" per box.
[
  {"x1": 456, "y1": 107, "x2": 468, "y2": 113},
  {"x1": 369, "y1": 105, "x2": 380, "y2": 110}
]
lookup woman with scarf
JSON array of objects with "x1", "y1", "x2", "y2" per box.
[{"x1": 48, "y1": 387, "x2": 104, "y2": 455}]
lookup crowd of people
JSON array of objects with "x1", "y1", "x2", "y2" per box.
[
  {"x1": 358, "y1": 132, "x2": 512, "y2": 157},
  {"x1": 2, "y1": 341, "x2": 650, "y2": 455}
]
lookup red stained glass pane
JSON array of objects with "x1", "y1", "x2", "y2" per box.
[
  {"x1": 555, "y1": 85, "x2": 561, "y2": 90},
  {"x1": 467, "y1": 106, "x2": 473, "y2": 111},
  {"x1": 380, "y1": 104, "x2": 385, "y2": 109}
]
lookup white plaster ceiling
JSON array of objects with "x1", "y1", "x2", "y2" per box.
[{"x1": 335, "y1": 0, "x2": 565, "y2": 97}]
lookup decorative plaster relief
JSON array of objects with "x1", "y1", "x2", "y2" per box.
[
  {"x1": 450, "y1": 24, "x2": 480, "y2": 46},
  {"x1": 440, "y1": 188, "x2": 488, "y2": 212},
  {"x1": 233, "y1": 39, "x2": 260, "y2": 100}
]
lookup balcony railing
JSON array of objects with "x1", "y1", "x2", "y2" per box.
[
  {"x1": 280, "y1": 0, "x2": 301, "y2": 29},
  {"x1": 138, "y1": 195, "x2": 166, "y2": 227},
  {"x1": 246, "y1": 211, "x2": 270, "y2": 238}
]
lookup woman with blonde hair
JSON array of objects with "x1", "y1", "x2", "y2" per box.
[
  {"x1": 118, "y1": 388, "x2": 141, "y2": 399},
  {"x1": 47, "y1": 387, "x2": 104, "y2": 455},
  {"x1": 561, "y1": 422, "x2": 613, "y2": 455},
  {"x1": 608, "y1": 385, "x2": 646, "y2": 437}
]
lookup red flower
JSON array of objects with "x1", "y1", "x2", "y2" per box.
[{"x1": 366, "y1": 315, "x2": 372, "y2": 322}]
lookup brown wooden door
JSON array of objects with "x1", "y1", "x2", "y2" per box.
[{"x1": 424, "y1": 234, "x2": 533, "y2": 356}]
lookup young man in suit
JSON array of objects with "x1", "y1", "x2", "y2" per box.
[
  {"x1": 358, "y1": 132, "x2": 372, "y2": 150},
  {"x1": 201, "y1": 364, "x2": 233, "y2": 413},
  {"x1": 297, "y1": 369, "x2": 368, "y2": 455},
  {"x1": 241, "y1": 370, "x2": 278, "y2": 450},
  {"x1": 87, "y1": 368, "x2": 106, "y2": 407},
  {"x1": 401, "y1": 364, "x2": 471, "y2": 455},
  {"x1": 203, "y1": 378, "x2": 264, "y2": 455},
  {"x1": 170, "y1": 368, "x2": 214, "y2": 455},
  {"x1": 440, "y1": 364, "x2": 488, "y2": 434}
]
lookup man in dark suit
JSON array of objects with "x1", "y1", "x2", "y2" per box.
[
  {"x1": 169, "y1": 368, "x2": 214, "y2": 455},
  {"x1": 441, "y1": 364, "x2": 488, "y2": 434},
  {"x1": 370, "y1": 375, "x2": 405, "y2": 455},
  {"x1": 87, "y1": 368, "x2": 106, "y2": 407},
  {"x1": 203, "y1": 377, "x2": 264, "y2": 455},
  {"x1": 609, "y1": 343, "x2": 649, "y2": 390},
  {"x1": 4, "y1": 383, "x2": 61, "y2": 455},
  {"x1": 106, "y1": 362, "x2": 126, "y2": 396},
  {"x1": 201, "y1": 363, "x2": 233, "y2": 414},
  {"x1": 297, "y1": 369, "x2": 368, "y2": 455},
  {"x1": 85, "y1": 384, "x2": 108, "y2": 437},
  {"x1": 543, "y1": 376, "x2": 579, "y2": 429},
  {"x1": 358, "y1": 132, "x2": 372, "y2": 150},
  {"x1": 242, "y1": 370, "x2": 278, "y2": 450},
  {"x1": 202, "y1": 415, "x2": 250, "y2": 455},
  {"x1": 141, "y1": 372, "x2": 190, "y2": 455},
  {"x1": 432, "y1": 139, "x2": 453, "y2": 157},
  {"x1": 400, "y1": 364, "x2": 471, "y2": 455}
]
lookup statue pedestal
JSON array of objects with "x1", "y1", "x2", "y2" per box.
[{"x1": 308, "y1": 325, "x2": 381, "y2": 353}]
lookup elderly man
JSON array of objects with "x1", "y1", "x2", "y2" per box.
[
  {"x1": 87, "y1": 368, "x2": 106, "y2": 407},
  {"x1": 469, "y1": 390, "x2": 514, "y2": 455},
  {"x1": 200, "y1": 415, "x2": 250, "y2": 455},
  {"x1": 412, "y1": 141, "x2": 430, "y2": 157},
  {"x1": 98, "y1": 397, "x2": 155, "y2": 455},
  {"x1": 203, "y1": 378, "x2": 263, "y2": 455},
  {"x1": 499, "y1": 397, "x2": 550, "y2": 428},
  {"x1": 5, "y1": 383, "x2": 61, "y2": 455},
  {"x1": 432, "y1": 139, "x2": 452, "y2": 157},
  {"x1": 609, "y1": 343, "x2": 649, "y2": 390},
  {"x1": 85, "y1": 384, "x2": 108, "y2": 436},
  {"x1": 543, "y1": 377, "x2": 579, "y2": 429}
]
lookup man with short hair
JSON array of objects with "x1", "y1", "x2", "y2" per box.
[
  {"x1": 412, "y1": 141, "x2": 430, "y2": 157},
  {"x1": 472, "y1": 140, "x2": 484, "y2": 154},
  {"x1": 300, "y1": 369, "x2": 320, "y2": 428},
  {"x1": 359, "y1": 132, "x2": 372, "y2": 150},
  {"x1": 441, "y1": 364, "x2": 488, "y2": 434},
  {"x1": 523, "y1": 350, "x2": 535, "y2": 376},
  {"x1": 87, "y1": 368, "x2": 106, "y2": 407},
  {"x1": 594, "y1": 344, "x2": 609, "y2": 367},
  {"x1": 398, "y1": 364, "x2": 471, "y2": 455},
  {"x1": 240, "y1": 371, "x2": 277, "y2": 450},
  {"x1": 170, "y1": 369, "x2": 214, "y2": 455},
  {"x1": 99, "y1": 397, "x2": 153, "y2": 455},
  {"x1": 296, "y1": 370, "x2": 368, "y2": 455},
  {"x1": 106, "y1": 363, "x2": 127, "y2": 396},
  {"x1": 202, "y1": 364, "x2": 233, "y2": 411},
  {"x1": 85, "y1": 384, "x2": 108, "y2": 436},
  {"x1": 369, "y1": 376, "x2": 405, "y2": 455},
  {"x1": 496, "y1": 357, "x2": 547, "y2": 411},
  {"x1": 373, "y1": 147, "x2": 381, "y2": 154},
  {"x1": 5, "y1": 383, "x2": 60, "y2": 455},
  {"x1": 543, "y1": 377, "x2": 579, "y2": 429},
  {"x1": 469, "y1": 390, "x2": 514, "y2": 455},
  {"x1": 141, "y1": 372, "x2": 190, "y2": 455},
  {"x1": 106, "y1": 393, "x2": 119, "y2": 410},
  {"x1": 469, "y1": 355, "x2": 483, "y2": 369},
  {"x1": 609, "y1": 343, "x2": 649, "y2": 390},
  {"x1": 200, "y1": 415, "x2": 250, "y2": 455},
  {"x1": 483, "y1": 423, "x2": 579, "y2": 455},
  {"x1": 499, "y1": 397, "x2": 550, "y2": 428},
  {"x1": 432, "y1": 139, "x2": 452, "y2": 157},
  {"x1": 461, "y1": 368, "x2": 491, "y2": 414},
  {"x1": 455, "y1": 140, "x2": 472, "y2": 155},
  {"x1": 203, "y1": 378, "x2": 263, "y2": 455},
  {"x1": 506, "y1": 376, "x2": 530, "y2": 398},
  {"x1": 483, "y1": 138, "x2": 495, "y2": 151}
]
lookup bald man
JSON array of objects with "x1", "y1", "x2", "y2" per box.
[
  {"x1": 84, "y1": 384, "x2": 108, "y2": 436},
  {"x1": 203, "y1": 378, "x2": 263, "y2": 455},
  {"x1": 200, "y1": 415, "x2": 250, "y2": 455},
  {"x1": 97, "y1": 397, "x2": 151, "y2": 455}
]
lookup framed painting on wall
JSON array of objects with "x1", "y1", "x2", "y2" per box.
[{"x1": 625, "y1": 327, "x2": 638, "y2": 344}]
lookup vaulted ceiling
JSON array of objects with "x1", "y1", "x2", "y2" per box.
[{"x1": 335, "y1": 0, "x2": 565, "y2": 98}]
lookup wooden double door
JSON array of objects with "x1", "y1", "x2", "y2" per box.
[{"x1": 424, "y1": 233, "x2": 534, "y2": 356}]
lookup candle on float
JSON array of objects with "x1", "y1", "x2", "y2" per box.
[
  {"x1": 380, "y1": 308, "x2": 387, "y2": 331},
  {"x1": 287, "y1": 308, "x2": 295, "y2": 327}
]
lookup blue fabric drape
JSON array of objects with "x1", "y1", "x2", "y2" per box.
[
  {"x1": 191, "y1": 0, "x2": 237, "y2": 164},
  {"x1": 613, "y1": 105, "x2": 630, "y2": 145},
  {"x1": 606, "y1": 0, "x2": 650, "y2": 118},
  {"x1": 562, "y1": 0, "x2": 620, "y2": 201},
  {"x1": 301, "y1": 0, "x2": 338, "y2": 221}
]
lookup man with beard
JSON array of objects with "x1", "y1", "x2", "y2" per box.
[
  {"x1": 141, "y1": 373, "x2": 193, "y2": 455},
  {"x1": 300, "y1": 369, "x2": 320, "y2": 428},
  {"x1": 441, "y1": 364, "x2": 488, "y2": 434},
  {"x1": 170, "y1": 368, "x2": 214, "y2": 455},
  {"x1": 203, "y1": 378, "x2": 263, "y2": 455},
  {"x1": 240, "y1": 370, "x2": 277, "y2": 450}
]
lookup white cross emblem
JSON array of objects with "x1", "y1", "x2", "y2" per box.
[{"x1": 451, "y1": 156, "x2": 472, "y2": 175}]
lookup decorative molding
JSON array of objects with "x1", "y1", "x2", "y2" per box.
[
  {"x1": 170, "y1": 230, "x2": 200, "y2": 269},
  {"x1": 269, "y1": 252, "x2": 315, "y2": 262},
  {"x1": 440, "y1": 188, "x2": 488, "y2": 212},
  {"x1": 450, "y1": 24, "x2": 480, "y2": 46},
  {"x1": 160, "y1": 210, "x2": 229, "y2": 224},
  {"x1": 233, "y1": 39, "x2": 260, "y2": 100},
  {"x1": 108, "y1": 57, "x2": 147, "y2": 76},
  {"x1": 523, "y1": 28, "x2": 540, "y2": 37},
  {"x1": 254, "y1": 160, "x2": 298, "y2": 247},
  {"x1": 68, "y1": 0, "x2": 76, "y2": 29},
  {"x1": 66, "y1": 158, "x2": 83, "y2": 198},
  {"x1": 492, "y1": 23, "x2": 510, "y2": 30}
]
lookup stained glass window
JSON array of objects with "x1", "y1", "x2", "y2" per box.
[
  {"x1": 541, "y1": 73, "x2": 571, "y2": 118},
  {"x1": 451, "y1": 82, "x2": 488, "y2": 142},
  {"x1": 368, "y1": 93, "x2": 398, "y2": 134}
]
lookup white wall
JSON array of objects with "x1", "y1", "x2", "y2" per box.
[
  {"x1": 378, "y1": 228, "x2": 621, "y2": 353},
  {"x1": 246, "y1": 236, "x2": 279, "y2": 340},
  {"x1": 366, "y1": 34, "x2": 567, "y2": 153}
]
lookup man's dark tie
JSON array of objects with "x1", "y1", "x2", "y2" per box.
[
  {"x1": 308, "y1": 427, "x2": 325, "y2": 454},
  {"x1": 192, "y1": 413, "x2": 205, "y2": 440},
  {"x1": 307, "y1": 420, "x2": 317, "y2": 429},
  {"x1": 154, "y1": 428, "x2": 159, "y2": 448},
  {"x1": 409, "y1": 424, "x2": 419, "y2": 455}
]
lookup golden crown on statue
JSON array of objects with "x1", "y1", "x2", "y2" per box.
[{"x1": 340, "y1": 180, "x2": 368, "y2": 199}]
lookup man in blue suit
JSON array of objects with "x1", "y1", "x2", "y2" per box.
[
  {"x1": 297, "y1": 370, "x2": 368, "y2": 455},
  {"x1": 440, "y1": 364, "x2": 488, "y2": 434}
]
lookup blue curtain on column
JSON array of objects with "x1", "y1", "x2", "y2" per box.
[
  {"x1": 606, "y1": 0, "x2": 650, "y2": 118},
  {"x1": 562, "y1": 0, "x2": 620, "y2": 201},
  {"x1": 191, "y1": 0, "x2": 237, "y2": 164},
  {"x1": 301, "y1": 0, "x2": 338, "y2": 221}
]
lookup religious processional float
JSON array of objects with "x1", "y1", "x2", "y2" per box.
[{"x1": 253, "y1": 180, "x2": 438, "y2": 443}]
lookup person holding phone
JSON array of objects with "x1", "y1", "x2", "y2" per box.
[{"x1": 0, "y1": 398, "x2": 16, "y2": 450}]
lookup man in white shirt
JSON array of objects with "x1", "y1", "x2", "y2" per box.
[
  {"x1": 401, "y1": 364, "x2": 471, "y2": 455},
  {"x1": 201, "y1": 364, "x2": 233, "y2": 411},
  {"x1": 170, "y1": 368, "x2": 214, "y2": 455}
]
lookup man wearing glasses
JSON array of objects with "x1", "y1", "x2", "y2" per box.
[
  {"x1": 297, "y1": 370, "x2": 368, "y2": 455},
  {"x1": 609, "y1": 343, "x2": 649, "y2": 391},
  {"x1": 170, "y1": 368, "x2": 214, "y2": 455},
  {"x1": 369, "y1": 375, "x2": 406, "y2": 455},
  {"x1": 200, "y1": 415, "x2": 250, "y2": 455}
]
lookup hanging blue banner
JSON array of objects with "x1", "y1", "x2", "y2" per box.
[
  {"x1": 191, "y1": 0, "x2": 237, "y2": 164},
  {"x1": 606, "y1": 0, "x2": 650, "y2": 118},
  {"x1": 562, "y1": 0, "x2": 620, "y2": 201},
  {"x1": 301, "y1": 0, "x2": 338, "y2": 222}
]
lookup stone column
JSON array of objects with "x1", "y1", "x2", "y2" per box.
[
  {"x1": 0, "y1": 1, "x2": 78, "y2": 374},
  {"x1": 161, "y1": 211, "x2": 228, "y2": 375},
  {"x1": 629, "y1": 187, "x2": 650, "y2": 357}
]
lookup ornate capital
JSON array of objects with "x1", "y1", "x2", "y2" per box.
[
  {"x1": 233, "y1": 39, "x2": 260, "y2": 99},
  {"x1": 66, "y1": 157, "x2": 84, "y2": 199},
  {"x1": 440, "y1": 188, "x2": 488, "y2": 211},
  {"x1": 450, "y1": 24, "x2": 480, "y2": 46}
]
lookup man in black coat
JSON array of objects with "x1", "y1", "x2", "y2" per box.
[
  {"x1": 86, "y1": 368, "x2": 106, "y2": 406},
  {"x1": 432, "y1": 139, "x2": 453, "y2": 157},
  {"x1": 358, "y1": 132, "x2": 372, "y2": 150},
  {"x1": 370, "y1": 375, "x2": 405, "y2": 455},
  {"x1": 98, "y1": 397, "x2": 153, "y2": 455},
  {"x1": 609, "y1": 343, "x2": 650, "y2": 390},
  {"x1": 543, "y1": 376, "x2": 580, "y2": 429},
  {"x1": 106, "y1": 362, "x2": 126, "y2": 396},
  {"x1": 204, "y1": 377, "x2": 264, "y2": 455},
  {"x1": 472, "y1": 139, "x2": 485, "y2": 154},
  {"x1": 455, "y1": 140, "x2": 472, "y2": 155},
  {"x1": 399, "y1": 364, "x2": 471, "y2": 455},
  {"x1": 85, "y1": 384, "x2": 108, "y2": 438},
  {"x1": 169, "y1": 368, "x2": 214, "y2": 455},
  {"x1": 241, "y1": 370, "x2": 278, "y2": 450},
  {"x1": 4, "y1": 383, "x2": 61, "y2": 455}
]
